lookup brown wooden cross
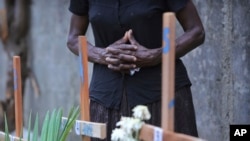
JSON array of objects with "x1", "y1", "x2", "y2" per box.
[
  {"x1": 0, "y1": 56, "x2": 25, "y2": 141},
  {"x1": 62, "y1": 36, "x2": 106, "y2": 141},
  {"x1": 13, "y1": 56, "x2": 23, "y2": 138},
  {"x1": 0, "y1": 7, "x2": 8, "y2": 43},
  {"x1": 78, "y1": 36, "x2": 107, "y2": 140},
  {"x1": 138, "y1": 13, "x2": 206, "y2": 141},
  {"x1": 0, "y1": 8, "x2": 8, "y2": 43}
]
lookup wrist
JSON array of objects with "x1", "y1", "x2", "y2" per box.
[
  {"x1": 97, "y1": 47, "x2": 109, "y2": 65},
  {"x1": 148, "y1": 48, "x2": 162, "y2": 66},
  {"x1": 88, "y1": 46, "x2": 108, "y2": 65}
]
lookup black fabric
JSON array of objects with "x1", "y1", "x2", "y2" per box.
[
  {"x1": 69, "y1": 0, "x2": 89, "y2": 16},
  {"x1": 69, "y1": 0, "x2": 191, "y2": 109}
]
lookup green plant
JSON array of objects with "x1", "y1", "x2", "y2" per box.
[
  {"x1": 4, "y1": 114, "x2": 11, "y2": 141},
  {"x1": 4, "y1": 106, "x2": 80, "y2": 141}
]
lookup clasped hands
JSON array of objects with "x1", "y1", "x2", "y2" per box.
[{"x1": 104, "y1": 29, "x2": 159, "y2": 74}]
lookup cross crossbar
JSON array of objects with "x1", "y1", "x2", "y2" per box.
[
  {"x1": 61, "y1": 117, "x2": 106, "y2": 139},
  {"x1": 0, "y1": 131, "x2": 25, "y2": 141}
]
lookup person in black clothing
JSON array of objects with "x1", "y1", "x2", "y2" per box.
[{"x1": 67, "y1": 0, "x2": 205, "y2": 140}]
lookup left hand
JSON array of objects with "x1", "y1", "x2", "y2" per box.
[{"x1": 126, "y1": 29, "x2": 162, "y2": 67}]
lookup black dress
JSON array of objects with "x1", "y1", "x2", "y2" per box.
[{"x1": 69, "y1": 0, "x2": 198, "y2": 140}]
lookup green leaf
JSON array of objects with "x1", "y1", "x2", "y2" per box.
[
  {"x1": 4, "y1": 114, "x2": 10, "y2": 141},
  {"x1": 27, "y1": 112, "x2": 32, "y2": 141},
  {"x1": 32, "y1": 113, "x2": 39, "y2": 141},
  {"x1": 47, "y1": 109, "x2": 56, "y2": 141},
  {"x1": 40, "y1": 111, "x2": 50, "y2": 141},
  {"x1": 58, "y1": 108, "x2": 74, "y2": 138},
  {"x1": 54, "y1": 109, "x2": 63, "y2": 141},
  {"x1": 59, "y1": 106, "x2": 80, "y2": 141}
]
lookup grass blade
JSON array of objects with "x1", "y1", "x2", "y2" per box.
[
  {"x1": 54, "y1": 109, "x2": 63, "y2": 141},
  {"x1": 40, "y1": 111, "x2": 50, "y2": 141},
  {"x1": 27, "y1": 112, "x2": 32, "y2": 141},
  {"x1": 59, "y1": 106, "x2": 80, "y2": 141},
  {"x1": 32, "y1": 113, "x2": 39, "y2": 141},
  {"x1": 47, "y1": 110, "x2": 56, "y2": 141},
  {"x1": 4, "y1": 114, "x2": 10, "y2": 141},
  {"x1": 58, "y1": 107, "x2": 74, "y2": 138}
]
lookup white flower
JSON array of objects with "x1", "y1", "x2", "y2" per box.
[
  {"x1": 111, "y1": 106, "x2": 151, "y2": 140},
  {"x1": 111, "y1": 128, "x2": 126, "y2": 141},
  {"x1": 132, "y1": 105, "x2": 151, "y2": 120},
  {"x1": 111, "y1": 128, "x2": 138, "y2": 141},
  {"x1": 116, "y1": 117, "x2": 144, "y2": 135}
]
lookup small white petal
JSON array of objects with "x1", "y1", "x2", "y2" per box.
[
  {"x1": 132, "y1": 105, "x2": 151, "y2": 120},
  {"x1": 111, "y1": 128, "x2": 127, "y2": 141}
]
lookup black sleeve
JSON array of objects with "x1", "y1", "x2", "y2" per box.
[
  {"x1": 69, "y1": 0, "x2": 89, "y2": 16},
  {"x1": 165, "y1": 0, "x2": 188, "y2": 12}
]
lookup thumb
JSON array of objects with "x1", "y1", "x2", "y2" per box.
[
  {"x1": 127, "y1": 29, "x2": 137, "y2": 45},
  {"x1": 114, "y1": 31, "x2": 128, "y2": 45}
]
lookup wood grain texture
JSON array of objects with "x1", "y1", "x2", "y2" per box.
[
  {"x1": 78, "y1": 36, "x2": 90, "y2": 141},
  {"x1": 62, "y1": 117, "x2": 107, "y2": 139},
  {"x1": 0, "y1": 131, "x2": 25, "y2": 141},
  {"x1": 0, "y1": 9, "x2": 8, "y2": 43},
  {"x1": 139, "y1": 124, "x2": 205, "y2": 141},
  {"x1": 161, "y1": 12, "x2": 176, "y2": 131},
  {"x1": 13, "y1": 56, "x2": 23, "y2": 137}
]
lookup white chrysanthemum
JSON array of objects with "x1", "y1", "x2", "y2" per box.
[
  {"x1": 111, "y1": 127, "x2": 139, "y2": 141},
  {"x1": 111, "y1": 128, "x2": 127, "y2": 141},
  {"x1": 132, "y1": 105, "x2": 151, "y2": 120},
  {"x1": 116, "y1": 117, "x2": 144, "y2": 135}
]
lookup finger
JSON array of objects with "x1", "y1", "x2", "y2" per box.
[
  {"x1": 114, "y1": 44, "x2": 137, "y2": 50},
  {"x1": 124, "y1": 31, "x2": 129, "y2": 40},
  {"x1": 118, "y1": 54, "x2": 137, "y2": 62},
  {"x1": 119, "y1": 64, "x2": 137, "y2": 70},
  {"x1": 107, "y1": 44, "x2": 137, "y2": 54},
  {"x1": 113, "y1": 31, "x2": 128, "y2": 45},
  {"x1": 106, "y1": 47, "x2": 120, "y2": 55},
  {"x1": 108, "y1": 64, "x2": 136, "y2": 71},
  {"x1": 105, "y1": 57, "x2": 120, "y2": 65},
  {"x1": 127, "y1": 29, "x2": 137, "y2": 45}
]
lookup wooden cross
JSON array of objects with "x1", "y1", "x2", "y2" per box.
[
  {"x1": 62, "y1": 36, "x2": 106, "y2": 141},
  {"x1": 13, "y1": 56, "x2": 23, "y2": 138},
  {"x1": 0, "y1": 131, "x2": 25, "y2": 141},
  {"x1": 0, "y1": 56, "x2": 25, "y2": 141},
  {"x1": 79, "y1": 36, "x2": 107, "y2": 140},
  {"x1": 0, "y1": 7, "x2": 8, "y2": 43},
  {"x1": 138, "y1": 13, "x2": 205, "y2": 141}
]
